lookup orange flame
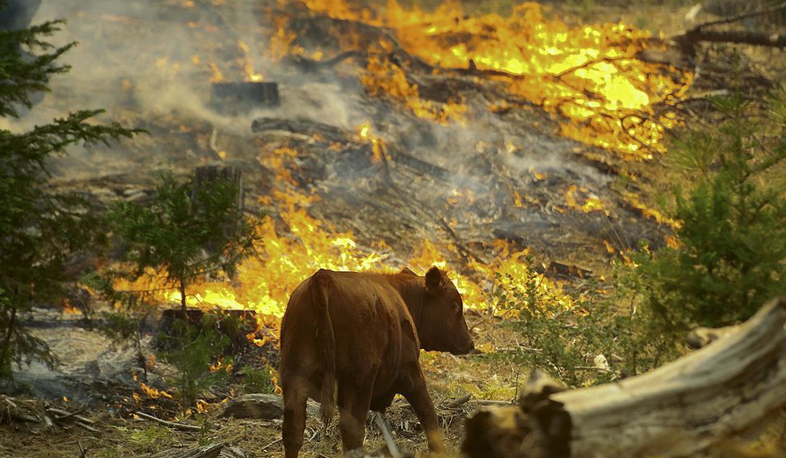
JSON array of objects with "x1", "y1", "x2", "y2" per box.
[
  {"x1": 355, "y1": 122, "x2": 384, "y2": 163},
  {"x1": 564, "y1": 185, "x2": 606, "y2": 214},
  {"x1": 209, "y1": 62, "x2": 225, "y2": 83},
  {"x1": 238, "y1": 40, "x2": 264, "y2": 82},
  {"x1": 273, "y1": 0, "x2": 691, "y2": 156}
]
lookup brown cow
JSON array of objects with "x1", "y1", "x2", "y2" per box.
[{"x1": 280, "y1": 266, "x2": 474, "y2": 457}]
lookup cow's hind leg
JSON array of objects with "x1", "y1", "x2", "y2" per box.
[
  {"x1": 402, "y1": 367, "x2": 445, "y2": 453},
  {"x1": 282, "y1": 376, "x2": 309, "y2": 458},
  {"x1": 338, "y1": 380, "x2": 374, "y2": 455}
]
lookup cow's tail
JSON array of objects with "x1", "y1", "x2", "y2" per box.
[{"x1": 312, "y1": 270, "x2": 336, "y2": 428}]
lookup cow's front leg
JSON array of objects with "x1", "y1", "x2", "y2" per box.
[
  {"x1": 338, "y1": 381, "x2": 374, "y2": 455},
  {"x1": 402, "y1": 367, "x2": 446, "y2": 453}
]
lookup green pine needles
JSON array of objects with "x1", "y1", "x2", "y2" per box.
[
  {"x1": 107, "y1": 172, "x2": 261, "y2": 314},
  {"x1": 0, "y1": 6, "x2": 141, "y2": 380},
  {"x1": 627, "y1": 87, "x2": 786, "y2": 341}
]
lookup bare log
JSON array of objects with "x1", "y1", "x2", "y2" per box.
[
  {"x1": 463, "y1": 297, "x2": 786, "y2": 458},
  {"x1": 140, "y1": 442, "x2": 245, "y2": 458},
  {"x1": 220, "y1": 394, "x2": 283, "y2": 420}
]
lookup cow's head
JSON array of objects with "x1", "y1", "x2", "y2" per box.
[{"x1": 413, "y1": 266, "x2": 474, "y2": 355}]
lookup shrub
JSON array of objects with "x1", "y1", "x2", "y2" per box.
[
  {"x1": 157, "y1": 312, "x2": 233, "y2": 408},
  {"x1": 623, "y1": 88, "x2": 786, "y2": 343}
]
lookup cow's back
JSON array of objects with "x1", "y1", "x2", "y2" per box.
[{"x1": 280, "y1": 270, "x2": 415, "y2": 402}]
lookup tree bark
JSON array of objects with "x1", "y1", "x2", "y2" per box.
[{"x1": 463, "y1": 297, "x2": 786, "y2": 458}]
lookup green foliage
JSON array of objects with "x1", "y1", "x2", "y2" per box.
[
  {"x1": 240, "y1": 365, "x2": 277, "y2": 394},
  {"x1": 158, "y1": 313, "x2": 233, "y2": 408},
  {"x1": 0, "y1": 7, "x2": 140, "y2": 380},
  {"x1": 107, "y1": 171, "x2": 260, "y2": 313},
  {"x1": 625, "y1": 89, "x2": 786, "y2": 343},
  {"x1": 126, "y1": 426, "x2": 171, "y2": 453},
  {"x1": 494, "y1": 274, "x2": 617, "y2": 386},
  {"x1": 493, "y1": 266, "x2": 683, "y2": 385}
]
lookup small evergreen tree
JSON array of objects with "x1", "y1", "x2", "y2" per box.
[
  {"x1": 0, "y1": 4, "x2": 139, "y2": 380},
  {"x1": 104, "y1": 172, "x2": 260, "y2": 408},
  {"x1": 624, "y1": 88, "x2": 786, "y2": 345},
  {"x1": 107, "y1": 172, "x2": 260, "y2": 315}
]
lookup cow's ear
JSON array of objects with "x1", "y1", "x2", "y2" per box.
[
  {"x1": 425, "y1": 266, "x2": 442, "y2": 292},
  {"x1": 401, "y1": 267, "x2": 417, "y2": 276}
]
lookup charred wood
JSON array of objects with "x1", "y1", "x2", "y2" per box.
[
  {"x1": 283, "y1": 50, "x2": 362, "y2": 73},
  {"x1": 209, "y1": 82, "x2": 280, "y2": 114},
  {"x1": 251, "y1": 117, "x2": 347, "y2": 141}
]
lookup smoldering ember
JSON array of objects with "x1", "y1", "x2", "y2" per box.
[{"x1": 2, "y1": 0, "x2": 786, "y2": 457}]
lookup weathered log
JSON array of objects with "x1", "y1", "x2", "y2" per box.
[
  {"x1": 140, "y1": 442, "x2": 245, "y2": 458},
  {"x1": 220, "y1": 394, "x2": 283, "y2": 420},
  {"x1": 220, "y1": 393, "x2": 319, "y2": 419},
  {"x1": 462, "y1": 297, "x2": 786, "y2": 458}
]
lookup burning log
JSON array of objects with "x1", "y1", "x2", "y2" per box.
[
  {"x1": 209, "y1": 81, "x2": 280, "y2": 114},
  {"x1": 462, "y1": 297, "x2": 786, "y2": 458}
]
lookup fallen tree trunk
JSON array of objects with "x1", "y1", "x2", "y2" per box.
[{"x1": 463, "y1": 297, "x2": 786, "y2": 458}]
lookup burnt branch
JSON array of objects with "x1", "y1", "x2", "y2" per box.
[
  {"x1": 683, "y1": 29, "x2": 786, "y2": 48},
  {"x1": 691, "y1": 1, "x2": 786, "y2": 32}
]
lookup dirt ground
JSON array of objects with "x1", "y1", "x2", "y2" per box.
[{"x1": 0, "y1": 315, "x2": 521, "y2": 458}]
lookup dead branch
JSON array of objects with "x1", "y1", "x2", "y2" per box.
[
  {"x1": 46, "y1": 408, "x2": 95, "y2": 425},
  {"x1": 78, "y1": 440, "x2": 88, "y2": 458},
  {"x1": 691, "y1": 1, "x2": 786, "y2": 32},
  {"x1": 373, "y1": 412, "x2": 402, "y2": 458},
  {"x1": 135, "y1": 411, "x2": 203, "y2": 432},
  {"x1": 445, "y1": 394, "x2": 472, "y2": 408},
  {"x1": 47, "y1": 406, "x2": 88, "y2": 422},
  {"x1": 683, "y1": 29, "x2": 786, "y2": 48},
  {"x1": 73, "y1": 421, "x2": 100, "y2": 433},
  {"x1": 462, "y1": 297, "x2": 786, "y2": 458}
]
